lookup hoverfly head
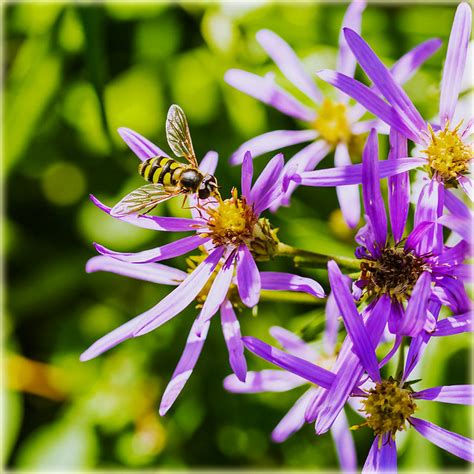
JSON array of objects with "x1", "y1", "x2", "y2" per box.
[{"x1": 198, "y1": 174, "x2": 219, "y2": 199}]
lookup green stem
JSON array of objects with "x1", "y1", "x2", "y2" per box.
[
  {"x1": 276, "y1": 242, "x2": 361, "y2": 272},
  {"x1": 396, "y1": 337, "x2": 407, "y2": 381},
  {"x1": 259, "y1": 290, "x2": 327, "y2": 305}
]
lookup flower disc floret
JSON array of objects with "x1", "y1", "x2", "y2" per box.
[
  {"x1": 424, "y1": 123, "x2": 473, "y2": 186},
  {"x1": 313, "y1": 99, "x2": 351, "y2": 146},
  {"x1": 362, "y1": 379, "x2": 416, "y2": 438},
  {"x1": 360, "y1": 247, "x2": 427, "y2": 302}
]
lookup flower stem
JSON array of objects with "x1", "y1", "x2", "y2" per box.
[
  {"x1": 276, "y1": 242, "x2": 361, "y2": 272},
  {"x1": 259, "y1": 290, "x2": 327, "y2": 305},
  {"x1": 396, "y1": 337, "x2": 407, "y2": 381}
]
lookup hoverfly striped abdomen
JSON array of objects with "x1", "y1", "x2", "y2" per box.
[{"x1": 139, "y1": 157, "x2": 184, "y2": 188}]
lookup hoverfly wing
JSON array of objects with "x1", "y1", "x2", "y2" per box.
[
  {"x1": 166, "y1": 105, "x2": 199, "y2": 168},
  {"x1": 110, "y1": 184, "x2": 177, "y2": 217}
]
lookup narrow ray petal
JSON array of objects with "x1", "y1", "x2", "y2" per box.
[
  {"x1": 316, "y1": 70, "x2": 419, "y2": 141},
  {"x1": 242, "y1": 337, "x2": 335, "y2": 389},
  {"x1": 159, "y1": 318, "x2": 210, "y2": 415},
  {"x1": 260, "y1": 272, "x2": 325, "y2": 298},
  {"x1": 117, "y1": 127, "x2": 169, "y2": 161},
  {"x1": 331, "y1": 409, "x2": 358, "y2": 473},
  {"x1": 269, "y1": 326, "x2": 317, "y2": 361},
  {"x1": 94, "y1": 235, "x2": 205, "y2": 264},
  {"x1": 410, "y1": 417, "x2": 474, "y2": 462},
  {"x1": 241, "y1": 151, "x2": 254, "y2": 198},
  {"x1": 388, "y1": 129, "x2": 410, "y2": 242},
  {"x1": 221, "y1": 299, "x2": 247, "y2": 382},
  {"x1": 335, "y1": 143, "x2": 360, "y2": 228},
  {"x1": 86, "y1": 255, "x2": 187, "y2": 285},
  {"x1": 257, "y1": 29, "x2": 322, "y2": 103},
  {"x1": 328, "y1": 260, "x2": 381, "y2": 382},
  {"x1": 236, "y1": 244, "x2": 261, "y2": 307},
  {"x1": 362, "y1": 434, "x2": 397, "y2": 472},
  {"x1": 224, "y1": 69, "x2": 316, "y2": 121},
  {"x1": 343, "y1": 28, "x2": 426, "y2": 140},
  {"x1": 224, "y1": 369, "x2": 305, "y2": 394},
  {"x1": 414, "y1": 385, "x2": 474, "y2": 405},
  {"x1": 432, "y1": 312, "x2": 473, "y2": 337},
  {"x1": 229, "y1": 130, "x2": 317, "y2": 165},
  {"x1": 90, "y1": 195, "x2": 202, "y2": 232},
  {"x1": 439, "y1": 3, "x2": 472, "y2": 123}
]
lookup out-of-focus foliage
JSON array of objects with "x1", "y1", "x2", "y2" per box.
[{"x1": 5, "y1": 2, "x2": 470, "y2": 470}]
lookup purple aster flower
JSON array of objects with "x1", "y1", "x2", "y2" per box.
[
  {"x1": 350, "y1": 129, "x2": 469, "y2": 339},
  {"x1": 224, "y1": 319, "x2": 357, "y2": 472},
  {"x1": 81, "y1": 129, "x2": 326, "y2": 414},
  {"x1": 242, "y1": 287, "x2": 474, "y2": 470},
  {"x1": 225, "y1": 0, "x2": 441, "y2": 226},
  {"x1": 304, "y1": 2, "x2": 473, "y2": 202}
]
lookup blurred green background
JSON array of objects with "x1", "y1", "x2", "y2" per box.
[{"x1": 5, "y1": 1, "x2": 471, "y2": 471}]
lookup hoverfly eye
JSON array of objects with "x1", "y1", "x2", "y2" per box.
[{"x1": 198, "y1": 188, "x2": 211, "y2": 199}]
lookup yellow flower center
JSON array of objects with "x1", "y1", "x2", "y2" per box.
[
  {"x1": 360, "y1": 247, "x2": 427, "y2": 303},
  {"x1": 203, "y1": 189, "x2": 279, "y2": 261},
  {"x1": 361, "y1": 379, "x2": 416, "y2": 438},
  {"x1": 423, "y1": 123, "x2": 473, "y2": 186},
  {"x1": 313, "y1": 99, "x2": 352, "y2": 146}
]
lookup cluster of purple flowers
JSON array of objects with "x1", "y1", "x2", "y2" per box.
[{"x1": 82, "y1": 1, "x2": 473, "y2": 471}]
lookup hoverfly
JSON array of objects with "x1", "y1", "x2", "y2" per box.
[{"x1": 111, "y1": 105, "x2": 220, "y2": 217}]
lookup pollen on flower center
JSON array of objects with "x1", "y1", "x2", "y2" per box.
[
  {"x1": 203, "y1": 189, "x2": 280, "y2": 261},
  {"x1": 360, "y1": 247, "x2": 426, "y2": 302},
  {"x1": 313, "y1": 98, "x2": 351, "y2": 146},
  {"x1": 361, "y1": 379, "x2": 416, "y2": 437},
  {"x1": 206, "y1": 189, "x2": 257, "y2": 247},
  {"x1": 423, "y1": 123, "x2": 473, "y2": 186}
]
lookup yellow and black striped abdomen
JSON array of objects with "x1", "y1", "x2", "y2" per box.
[{"x1": 139, "y1": 156, "x2": 183, "y2": 187}]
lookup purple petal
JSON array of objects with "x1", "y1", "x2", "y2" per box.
[
  {"x1": 413, "y1": 180, "x2": 444, "y2": 255},
  {"x1": 457, "y1": 175, "x2": 474, "y2": 201},
  {"x1": 90, "y1": 195, "x2": 202, "y2": 232},
  {"x1": 396, "y1": 272, "x2": 432, "y2": 337},
  {"x1": 316, "y1": 70, "x2": 419, "y2": 141},
  {"x1": 315, "y1": 296, "x2": 390, "y2": 434},
  {"x1": 343, "y1": 28, "x2": 426, "y2": 140},
  {"x1": 410, "y1": 417, "x2": 474, "y2": 462},
  {"x1": 335, "y1": 143, "x2": 360, "y2": 228},
  {"x1": 250, "y1": 153, "x2": 285, "y2": 214},
  {"x1": 223, "y1": 369, "x2": 306, "y2": 394},
  {"x1": 362, "y1": 434, "x2": 397, "y2": 472},
  {"x1": 224, "y1": 69, "x2": 316, "y2": 122},
  {"x1": 362, "y1": 129, "x2": 387, "y2": 248},
  {"x1": 432, "y1": 311, "x2": 473, "y2": 337},
  {"x1": 236, "y1": 244, "x2": 261, "y2": 307},
  {"x1": 432, "y1": 277, "x2": 471, "y2": 314},
  {"x1": 444, "y1": 189, "x2": 471, "y2": 219},
  {"x1": 241, "y1": 151, "x2": 254, "y2": 198},
  {"x1": 337, "y1": 0, "x2": 366, "y2": 79},
  {"x1": 200, "y1": 150, "x2": 218, "y2": 175},
  {"x1": 388, "y1": 129, "x2": 410, "y2": 243},
  {"x1": 331, "y1": 409, "x2": 358, "y2": 473},
  {"x1": 391, "y1": 38, "x2": 442, "y2": 85},
  {"x1": 260, "y1": 272, "x2": 325, "y2": 298},
  {"x1": 86, "y1": 255, "x2": 186, "y2": 285},
  {"x1": 257, "y1": 29, "x2": 322, "y2": 104},
  {"x1": 117, "y1": 127, "x2": 169, "y2": 161},
  {"x1": 220, "y1": 299, "x2": 247, "y2": 382},
  {"x1": 438, "y1": 214, "x2": 472, "y2": 244},
  {"x1": 194, "y1": 254, "x2": 236, "y2": 331},
  {"x1": 387, "y1": 300, "x2": 404, "y2": 335},
  {"x1": 93, "y1": 235, "x2": 205, "y2": 264},
  {"x1": 159, "y1": 317, "x2": 210, "y2": 416},
  {"x1": 414, "y1": 385, "x2": 474, "y2": 405},
  {"x1": 276, "y1": 140, "x2": 331, "y2": 209},
  {"x1": 402, "y1": 301, "x2": 441, "y2": 381},
  {"x1": 328, "y1": 260, "x2": 381, "y2": 382},
  {"x1": 439, "y1": 3, "x2": 472, "y2": 124},
  {"x1": 404, "y1": 221, "x2": 436, "y2": 253},
  {"x1": 133, "y1": 246, "x2": 225, "y2": 337},
  {"x1": 242, "y1": 336, "x2": 335, "y2": 389},
  {"x1": 293, "y1": 157, "x2": 425, "y2": 187},
  {"x1": 269, "y1": 326, "x2": 317, "y2": 361},
  {"x1": 229, "y1": 130, "x2": 317, "y2": 165},
  {"x1": 272, "y1": 388, "x2": 319, "y2": 443},
  {"x1": 324, "y1": 290, "x2": 341, "y2": 355}
]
